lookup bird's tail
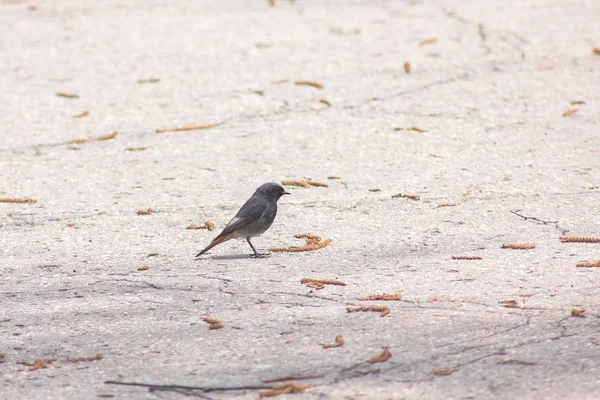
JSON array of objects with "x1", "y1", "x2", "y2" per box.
[{"x1": 195, "y1": 234, "x2": 234, "y2": 258}]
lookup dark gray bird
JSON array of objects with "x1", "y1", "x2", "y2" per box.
[{"x1": 195, "y1": 182, "x2": 290, "y2": 258}]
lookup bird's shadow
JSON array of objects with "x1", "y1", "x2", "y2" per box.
[{"x1": 195, "y1": 253, "x2": 271, "y2": 261}]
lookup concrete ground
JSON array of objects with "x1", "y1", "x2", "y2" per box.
[{"x1": 1, "y1": 0, "x2": 600, "y2": 399}]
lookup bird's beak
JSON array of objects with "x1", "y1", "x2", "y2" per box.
[{"x1": 283, "y1": 191, "x2": 291, "y2": 195}]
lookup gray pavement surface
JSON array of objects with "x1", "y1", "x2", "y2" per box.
[{"x1": 1, "y1": 0, "x2": 600, "y2": 399}]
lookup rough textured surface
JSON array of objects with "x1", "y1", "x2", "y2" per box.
[{"x1": 1, "y1": 0, "x2": 600, "y2": 399}]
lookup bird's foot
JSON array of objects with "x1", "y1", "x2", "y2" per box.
[{"x1": 252, "y1": 252, "x2": 271, "y2": 258}]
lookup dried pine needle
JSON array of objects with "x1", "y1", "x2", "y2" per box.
[
  {"x1": 451, "y1": 256, "x2": 482, "y2": 260},
  {"x1": 294, "y1": 80, "x2": 324, "y2": 89},
  {"x1": 419, "y1": 38, "x2": 438, "y2": 46},
  {"x1": 347, "y1": 306, "x2": 390, "y2": 317},
  {"x1": 72, "y1": 110, "x2": 90, "y2": 118},
  {"x1": 259, "y1": 382, "x2": 309, "y2": 398},
  {"x1": 358, "y1": 293, "x2": 402, "y2": 301},
  {"x1": 155, "y1": 124, "x2": 216, "y2": 134},
  {"x1": 65, "y1": 131, "x2": 118, "y2": 145}
]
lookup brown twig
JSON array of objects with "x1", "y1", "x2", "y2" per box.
[
  {"x1": 510, "y1": 210, "x2": 567, "y2": 235},
  {"x1": 136, "y1": 208, "x2": 153, "y2": 216},
  {"x1": 451, "y1": 256, "x2": 482, "y2": 260}
]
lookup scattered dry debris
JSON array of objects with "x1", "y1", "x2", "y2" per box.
[
  {"x1": 321, "y1": 335, "x2": 345, "y2": 349},
  {"x1": 23, "y1": 358, "x2": 55, "y2": 371},
  {"x1": 431, "y1": 368, "x2": 453, "y2": 376},
  {"x1": 576, "y1": 260, "x2": 600, "y2": 268},
  {"x1": 137, "y1": 78, "x2": 160, "y2": 84},
  {"x1": 562, "y1": 108, "x2": 578, "y2": 117},
  {"x1": 461, "y1": 189, "x2": 472, "y2": 197},
  {"x1": 281, "y1": 179, "x2": 329, "y2": 188},
  {"x1": 271, "y1": 233, "x2": 333, "y2": 253},
  {"x1": 72, "y1": 110, "x2": 90, "y2": 118},
  {"x1": 136, "y1": 208, "x2": 153, "y2": 216},
  {"x1": 347, "y1": 306, "x2": 390, "y2": 317},
  {"x1": 394, "y1": 126, "x2": 428, "y2": 133},
  {"x1": 419, "y1": 37, "x2": 438, "y2": 47},
  {"x1": 437, "y1": 203, "x2": 459, "y2": 208},
  {"x1": 272, "y1": 79, "x2": 290, "y2": 84},
  {"x1": 592, "y1": 47, "x2": 600, "y2": 55},
  {"x1": 560, "y1": 236, "x2": 600, "y2": 243},
  {"x1": 589, "y1": 185, "x2": 599, "y2": 190},
  {"x1": 404, "y1": 61, "x2": 412, "y2": 74},
  {"x1": 319, "y1": 98, "x2": 332, "y2": 106},
  {"x1": 156, "y1": 124, "x2": 216, "y2": 134},
  {"x1": 430, "y1": 295, "x2": 442, "y2": 302},
  {"x1": 501, "y1": 243, "x2": 535, "y2": 250},
  {"x1": 358, "y1": 293, "x2": 402, "y2": 301},
  {"x1": 268, "y1": 0, "x2": 277, "y2": 7},
  {"x1": 327, "y1": 175, "x2": 342, "y2": 180},
  {"x1": 300, "y1": 277, "x2": 346, "y2": 290},
  {"x1": 137, "y1": 265, "x2": 150, "y2": 271},
  {"x1": 329, "y1": 27, "x2": 361, "y2": 35},
  {"x1": 368, "y1": 348, "x2": 392, "y2": 364},
  {"x1": 570, "y1": 100, "x2": 586, "y2": 105},
  {"x1": 62, "y1": 354, "x2": 103, "y2": 363},
  {"x1": 56, "y1": 92, "x2": 79, "y2": 99},
  {"x1": 259, "y1": 382, "x2": 309, "y2": 398},
  {"x1": 392, "y1": 193, "x2": 420, "y2": 201},
  {"x1": 65, "y1": 131, "x2": 118, "y2": 145},
  {"x1": 451, "y1": 256, "x2": 482, "y2": 260},
  {"x1": 202, "y1": 317, "x2": 224, "y2": 330},
  {"x1": 353, "y1": 369, "x2": 381, "y2": 376},
  {"x1": 571, "y1": 308, "x2": 586, "y2": 318},
  {"x1": 263, "y1": 373, "x2": 325, "y2": 383},
  {"x1": 497, "y1": 359, "x2": 537, "y2": 366},
  {"x1": 499, "y1": 300, "x2": 519, "y2": 308},
  {"x1": 294, "y1": 80, "x2": 324, "y2": 90},
  {"x1": 147, "y1": 253, "x2": 159, "y2": 257},
  {"x1": 0, "y1": 197, "x2": 37, "y2": 204},
  {"x1": 186, "y1": 221, "x2": 216, "y2": 231},
  {"x1": 125, "y1": 147, "x2": 147, "y2": 152}
]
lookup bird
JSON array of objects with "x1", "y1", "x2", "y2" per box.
[{"x1": 195, "y1": 182, "x2": 290, "y2": 258}]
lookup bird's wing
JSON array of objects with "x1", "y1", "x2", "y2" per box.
[{"x1": 214, "y1": 196, "x2": 267, "y2": 239}]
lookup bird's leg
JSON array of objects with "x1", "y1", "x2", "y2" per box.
[{"x1": 246, "y1": 238, "x2": 270, "y2": 258}]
